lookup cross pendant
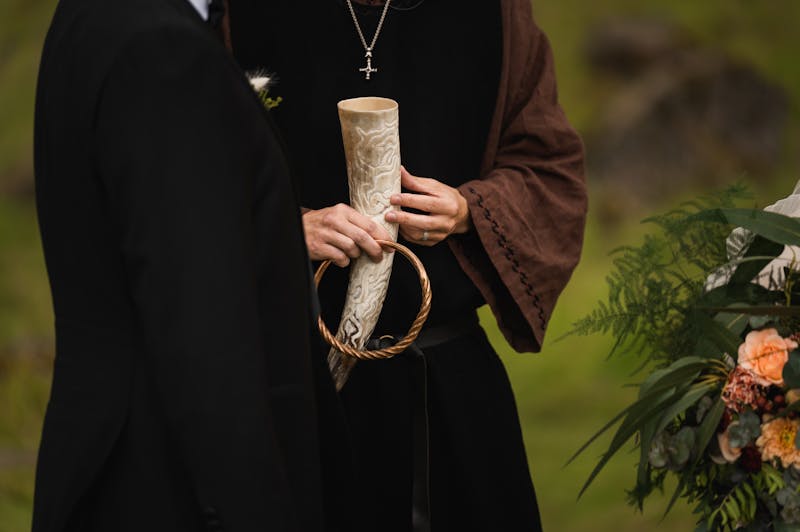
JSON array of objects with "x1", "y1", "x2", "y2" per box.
[{"x1": 359, "y1": 50, "x2": 378, "y2": 81}]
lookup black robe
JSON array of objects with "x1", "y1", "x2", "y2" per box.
[
  {"x1": 33, "y1": 0, "x2": 349, "y2": 530},
  {"x1": 230, "y1": 1, "x2": 542, "y2": 530}
]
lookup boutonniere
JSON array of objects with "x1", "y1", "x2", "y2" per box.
[{"x1": 247, "y1": 71, "x2": 282, "y2": 110}]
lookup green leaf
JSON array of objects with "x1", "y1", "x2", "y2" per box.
[
  {"x1": 575, "y1": 390, "x2": 682, "y2": 497},
  {"x1": 715, "y1": 310, "x2": 750, "y2": 336},
  {"x1": 726, "y1": 497, "x2": 741, "y2": 521},
  {"x1": 655, "y1": 384, "x2": 715, "y2": 436},
  {"x1": 698, "y1": 305, "x2": 800, "y2": 317},
  {"x1": 783, "y1": 350, "x2": 800, "y2": 389},
  {"x1": 567, "y1": 397, "x2": 649, "y2": 465},
  {"x1": 638, "y1": 416, "x2": 661, "y2": 487},
  {"x1": 735, "y1": 488, "x2": 749, "y2": 519},
  {"x1": 691, "y1": 208, "x2": 800, "y2": 247},
  {"x1": 775, "y1": 521, "x2": 799, "y2": 532},
  {"x1": 731, "y1": 235, "x2": 786, "y2": 285},
  {"x1": 587, "y1": 374, "x2": 713, "y2": 496},
  {"x1": 700, "y1": 282, "x2": 783, "y2": 308},
  {"x1": 740, "y1": 483, "x2": 757, "y2": 521},
  {"x1": 750, "y1": 315, "x2": 773, "y2": 329},
  {"x1": 664, "y1": 472, "x2": 690, "y2": 518},
  {"x1": 566, "y1": 387, "x2": 675, "y2": 468},
  {"x1": 760, "y1": 463, "x2": 786, "y2": 495},
  {"x1": 692, "y1": 310, "x2": 743, "y2": 357},
  {"x1": 638, "y1": 357, "x2": 711, "y2": 397},
  {"x1": 695, "y1": 399, "x2": 725, "y2": 459}
]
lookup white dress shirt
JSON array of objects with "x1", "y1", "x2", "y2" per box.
[{"x1": 186, "y1": 0, "x2": 210, "y2": 20}]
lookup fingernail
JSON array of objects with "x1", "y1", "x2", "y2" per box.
[
  {"x1": 385, "y1": 212, "x2": 397, "y2": 222},
  {"x1": 390, "y1": 195, "x2": 401, "y2": 204}
]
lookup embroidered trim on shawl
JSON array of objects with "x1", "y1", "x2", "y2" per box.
[{"x1": 468, "y1": 186, "x2": 547, "y2": 330}]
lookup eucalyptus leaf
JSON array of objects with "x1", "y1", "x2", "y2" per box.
[
  {"x1": 638, "y1": 415, "x2": 661, "y2": 487},
  {"x1": 739, "y1": 410, "x2": 762, "y2": 433},
  {"x1": 783, "y1": 467, "x2": 800, "y2": 491},
  {"x1": 668, "y1": 427, "x2": 697, "y2": 468},
  {"x1": 691, "y1": 209, "x2": 800, "y2": 247},
  {"x1": 777, "y1": 488, "x2": 796, "y2": 507},
  {"x1": 649, "y1": 432, "x2": 669, "y2": 468},
  {"x1": 696, "y1": 396, "x2": 714, "y2": 424},
  {"x1": 729, "y1": 411, "x2": 762, "y2": 448},
  {"x1": 728, "y1": 425, "x2": 751, "y2": 449}
]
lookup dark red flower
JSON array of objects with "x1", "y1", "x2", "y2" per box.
[{"x1": 740, "y1": 446, "x2": 762, "y2": 474}]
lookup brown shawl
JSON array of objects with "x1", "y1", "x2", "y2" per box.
[{"x1": 222, "y1": 0, "x2": 588, "y2": 354}]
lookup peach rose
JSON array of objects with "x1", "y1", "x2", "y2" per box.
[{"x1": 737, "y1": 328, "x2": 798, "y2": 387}]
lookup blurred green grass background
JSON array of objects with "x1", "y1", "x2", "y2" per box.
[{"x1": 1, "y1": 0, "x2": 799, "y2": 530}]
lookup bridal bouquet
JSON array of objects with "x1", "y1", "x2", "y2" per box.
[{"x1": 570, "y1": 183, "x2": 800, "y2": 531}]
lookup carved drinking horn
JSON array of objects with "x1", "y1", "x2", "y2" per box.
[{"x1": 319, "y1": 97, "x2": 424, "y2": 391}]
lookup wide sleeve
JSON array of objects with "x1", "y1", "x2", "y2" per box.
[
  {"x1": 449, "y1": 2, "x2": 587, "y2": 353},
  {"x1": 94, "y1": 27, "x2": 296, "y2": 530}
]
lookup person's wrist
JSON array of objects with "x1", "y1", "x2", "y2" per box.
[{"x1": 453, "y1": 192, "x2": 473, "y2": 234}]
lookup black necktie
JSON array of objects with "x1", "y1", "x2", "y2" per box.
[{"x1": 208, "y1": 0, "x2": 225, "y2": 28}]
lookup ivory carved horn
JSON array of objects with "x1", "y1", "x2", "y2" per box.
[{"x1": 328, "y1": 97, "x2": 401, "y2": 391}]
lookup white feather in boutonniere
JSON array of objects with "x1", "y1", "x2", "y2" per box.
[{"x1": 247, "y1": 71, "x2": 282, "y2": 110}]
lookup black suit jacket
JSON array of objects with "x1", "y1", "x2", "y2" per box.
[{"x1": 33, "y1": 0, "x2": 343, "y2": 530}]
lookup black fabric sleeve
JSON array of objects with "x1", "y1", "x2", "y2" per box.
[{"x1": 94, "y1": 25, "x2": 297, "y2": 530}]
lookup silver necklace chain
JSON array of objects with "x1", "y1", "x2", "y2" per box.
[{"x1": 345, "y1": 0, "x2": 393, "y2": 80}]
